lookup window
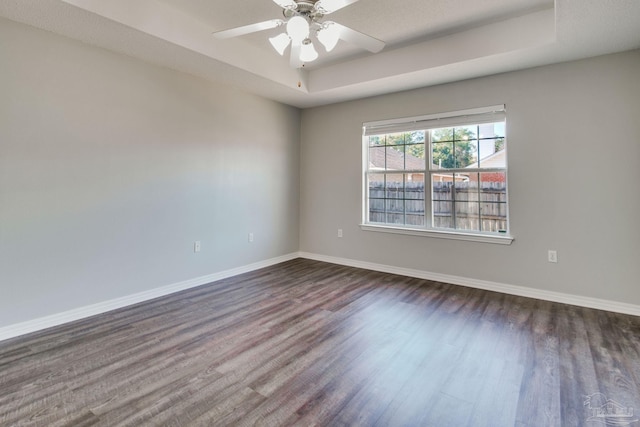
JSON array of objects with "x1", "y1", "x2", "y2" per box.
[{"x1": 362, "y1": 105, "x2": 512, "y2": 244}]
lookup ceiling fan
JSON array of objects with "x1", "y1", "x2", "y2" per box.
[{"x1": 212, "y1": 0, "x2": 385, "y2": 68}]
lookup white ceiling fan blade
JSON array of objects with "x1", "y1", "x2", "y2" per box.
[
  {"x1": 315, "y1": 0, "x2": 360, "y2": 14},
  {"x1": 213, "y1": 19, "x2": 283, "y2": 39},
  {"x1": 290, "y1": 41, "x2": 303, "y2": 68},
  {"x1": 272, "y1": 0, "x2": 296, "y2": 9},
  {"x1": 333, "y1": 22, "x2": 385, "y2": 53}
]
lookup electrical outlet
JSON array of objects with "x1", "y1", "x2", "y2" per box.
[
  {"x1": 338, "y1": 229, "x2": 343, "y2": 238},
  {"x1": 194, "y1": 241, "x2": 201, "y2": 253},
  {"x1": 248, "y1": 233, "x2": 254, "y2": 243},
  {"x1": 548, "y1": 250, "x2": 557, "y2": 263}
]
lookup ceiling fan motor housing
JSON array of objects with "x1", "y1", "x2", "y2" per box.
[{"x1": 283, "y1": 1, "x2": 325, "y2": 22}]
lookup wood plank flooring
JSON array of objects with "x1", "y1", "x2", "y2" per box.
[{"x1": 1, "y1": 258, "x2": 639, "y2": 426}]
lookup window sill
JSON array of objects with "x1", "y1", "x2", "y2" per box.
[{"x1": 360, "y1": 224, "x2": 514, "y2": 245}]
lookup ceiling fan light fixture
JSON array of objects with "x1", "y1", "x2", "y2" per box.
[
  {"x1": 214, "y1": 0, "x2": 386, "y2": 68},
  {"x1": 317, "y1": 22, "x2": 340, "y2": 52},
  {"x1": 286, "y1": 16, "x2": 310, "y2": 43},
  {"x1": 300, "y1": 38, "x2": 319, "y2": 62},
  {"x1": 269, "y1": 33, "x2": 291, "y2": 55}
]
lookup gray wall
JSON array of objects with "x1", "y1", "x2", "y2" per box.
[
  {"x1": 300, "y1": 50, "x2": 640, "y2": 305},
  {"x1": 0, "y1": 18, "x2": 300, "y2": 327},
  {"x1": 2, "y1": 16, "x2": 639, "y2": 331}
]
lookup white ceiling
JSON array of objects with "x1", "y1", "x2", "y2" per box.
[{"x1": 1, "y1": 0, "x2": 639, "y2": 108}]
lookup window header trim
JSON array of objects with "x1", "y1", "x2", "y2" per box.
[{"x1": 363, "y1": 104, "x2": 506, "y2": 136}]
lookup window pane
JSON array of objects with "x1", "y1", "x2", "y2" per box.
[
  {"x1": 385, "y1": 174, "x2": 404, "y2": 199},
  {"x1": 368, "y1": 135, "x2": 385, "y2": 146},
  {"x1": 405, "y1": 144, "x2": 425, "y2": 169},
  {"x1": 479, "y1": 122, "x2": 505, "y2": 139},
  {"x1": 479, "y1": 172, "x2": 508, "y2": 232},
  {"x1": 368, "y1": 173, "x2": 385, "y2": 223},
  {"x1": 431, "y1": 127, "x2": 453, "y2": 143},
  {"x1": 432, "y1": 141, "x2": 454, "y2": 169},
  {"x1": 477, "y1": 122, "x2": 505, "y2": 167},
  {"x1": 432, "y1": 175, "x2": 454, "y2": 228},
  {"x1": 386, "y1": 199, "x2": 404, "y2": 224},
  {"x1": 455, "y1": 137, "x2": 478, "y2": 168},
  {"x1": 477, "y1": 139, "x2": 505, "y2": 167},
  {"x1": 368, "y1": 173, "x2": 385, "y2": 196},
  {"x1": 408, "y1": 131, "x2": 425, "y2": 144},
  {"x1": 452, "y1": 126, "x2": 478, "y2": 168},
  {"x1": 385, "y1": 145, "x2": 405, "y2": 170},
  {"x1": 405, "y1": 174, "x2": 424, "y2": 194},
  {"x1": 406, "y1": 177, "x2": 424, "y2": 226},
  {"x1": 457, "y1": 125, "x2": 478, "y2": 140},
  {"x1": 369, "y1": 146, "x2": 386, "y2": 170},
  {"x1": 367, "y1": 173, "x2": 425, "y2": 227},
  {"x1": 432, "y1": 127, "x2": 484, "y2": 169},
  {"x1": 434, "y1": 203, "x2": 453, "y2": 228},
  {"x1": 454, "y1": 174, "x2": 480, "y2": 231},
  {"x1": 406, "y1": 199, "x2": 425, "y2": 226},
  {"x1": 386, "y1": 132, "x2": 406, "y2": 147}
]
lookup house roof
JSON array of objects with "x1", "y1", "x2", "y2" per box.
[
  {"x1": 466, "y1": 150, "x2": 506, "y2": 169},
  {"x1": 369, "y1": 147, "x2": 424, "y2": 171},
  {"x1": 371, "y1": 147, "x2": 506, "y2": 171}
]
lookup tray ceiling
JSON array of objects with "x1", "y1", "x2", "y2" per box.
[{"x1": 1, "y1": 0, "x2": 639, "y2": 108}]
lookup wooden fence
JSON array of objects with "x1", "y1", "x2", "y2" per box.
[{"x1": 369, "y1": 181, "x2": 507, "y2": 232}]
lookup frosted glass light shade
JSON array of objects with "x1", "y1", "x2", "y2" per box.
[
  {"x1": 269, "y1": 33, "x2": 291, "y2": 55},
  {"x1": 286, "y1": 16, "x2": 309, "y2": 43},
  {"x1": 300, "y1": 40, "x2": 318, "y2": 62},
  {"x1": 317, "y1": 23, "x2": 340, "y2": 52}
]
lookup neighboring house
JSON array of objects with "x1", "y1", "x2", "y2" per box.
[
  {"x1": 369, "y1": 146, "x2": 506, "y2": 183},
  {"x1": 369, "y1": 123, "x2": 504, "y2": 184},
  {"x1": 465, "y1": 149, "x2": 507, "y2": 183},
  {"x1": 368, "y1": 145, "x2": 425, "y2": 182},
  {"x1": 370, "y1": 147, "x2": 465, "y2": 183}
]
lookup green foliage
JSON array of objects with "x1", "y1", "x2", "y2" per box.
[
  {"x1": 382, "y1": 132, "x2": 426, "y2": 158},
  {"x1": 432, "y1": 127, "x2": 477, "y2": 169},
  {"x1": 370, "y1": 125, "x2": 504, "y2": 172},
  {"x1": 369, "y1": 135, "x2": 384, "y2": 146},
  {"x1": 407, "y1": 144, "x2": 424, "y2": 158},
  {"x1": 370, "y1": 129, "x2": 501, "y2": 168}
]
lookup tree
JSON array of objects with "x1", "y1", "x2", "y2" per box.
[
  {"x1": 370, "y1": 129, "x2": 484, "y2": 167},
  {"x1": 384, "y1": 132, "x2": 425, "y2": 159},
  {"x1": 431, "y1": 127, "x2": 477, "y2": 169}
]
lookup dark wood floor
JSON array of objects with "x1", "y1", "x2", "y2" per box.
[{"x1": 1, "y1": 258, "x2": 639, "y2": 426}]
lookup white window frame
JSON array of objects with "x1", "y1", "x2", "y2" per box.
[{"x1": 361, "y1": 105, "x2": 513, "y2": 245}]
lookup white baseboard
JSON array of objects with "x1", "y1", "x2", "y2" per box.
[
  {"x1": 3, "y1": 251, "x2": 638, "y2": 343},
  {"x1": 0, "y1": 253, "x2": 299, "y2": 343},
  {"x1": 298, "y1": 252, "x2": 640, "y2": 317}
]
